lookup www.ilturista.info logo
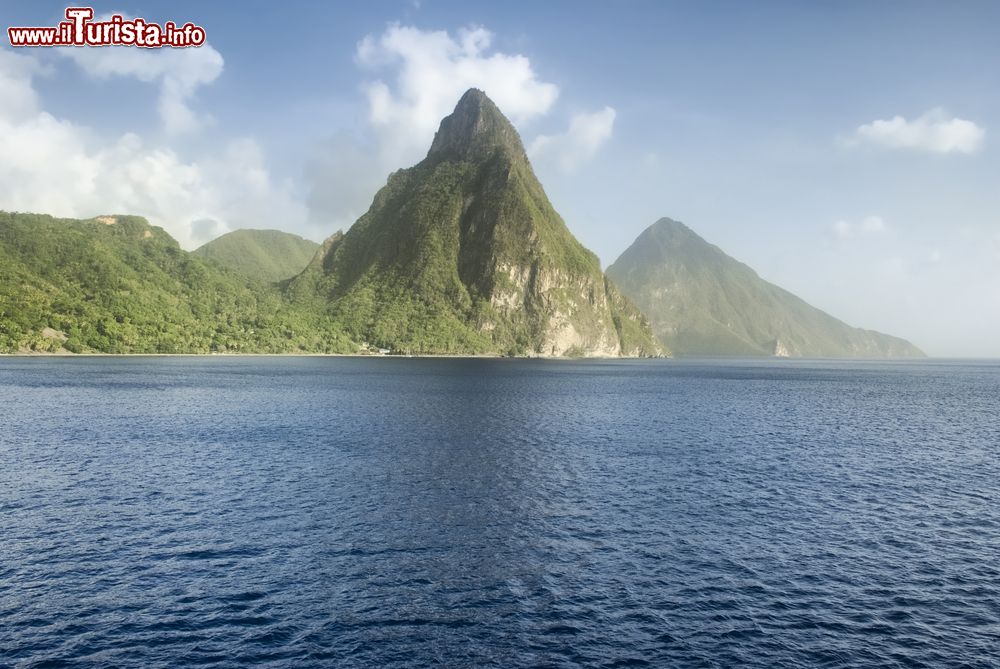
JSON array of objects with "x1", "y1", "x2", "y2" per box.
[{"x1": 8, "y1": 7, "x2": 206, "y2": 48}]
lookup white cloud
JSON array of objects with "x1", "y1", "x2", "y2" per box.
[
  {"x1": 306, "y1": 23, "x2": 563, "y2": 229},
  {"x1": 355, "y1": 24, "x2": 558, "y2": 166},
  {"x1": 853, "y1": 109, "x2": 985, "y2": 154},
  {"x1": 831, "y1": 215, "x2": 887, "y2": 240},
  {"x1": 0, "y1": 49, "x2": 303, "y2": 248},
  {"x1": 0, "y1": 49, "x2": 48, "y2": 122},
  {"x1": 529, "y1": 106, "x2": 616, "y2": 172},
  {"x1": 4, "y1": 22, "x2": 613, "y2": 246},
  {"x1": 60, "y1": 42, "x2": 224, "y2": 134}
]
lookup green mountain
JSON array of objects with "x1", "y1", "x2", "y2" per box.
[
  {"x1": 288, "y1": 89, "x2": 662, "y2": 357},
  {"x1": 0, "y1": 211, "x2": 351, "y2": 353},
  {"x1": 193, "y1": 229, "x2": 319, "y2": 283},
  {"x1": 606, "y1": 217, "x2": 925, "y2": 358}
]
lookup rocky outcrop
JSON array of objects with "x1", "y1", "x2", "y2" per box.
[{"x1": 289, "y1": 89, "x2": 663, "y2": 357}]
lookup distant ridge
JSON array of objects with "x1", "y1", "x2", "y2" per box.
[
  {"x1": 193, "y1": 229, "x2": 319, "y2": 283},
  {"x1": 607, "y1": 218, "x2": 924, "y2": 358}
]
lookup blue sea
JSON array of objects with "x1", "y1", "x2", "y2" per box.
[{"x1": 1, "y1": 357, "x2": 998, "y2": 668}]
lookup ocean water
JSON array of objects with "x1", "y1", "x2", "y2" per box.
[{"x1": 1, "y1": 357, "x2": 998, "y2": 668}]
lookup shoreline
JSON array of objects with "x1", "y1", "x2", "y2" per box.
[
  {"x1": 0, "y1": 352, "x2": 661, "y2": 360},
  {"x1": 1, "y1": 353, "x2": 985, "y2": 362}
]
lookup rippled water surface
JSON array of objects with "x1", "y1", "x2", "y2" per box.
[{"x1": 1, "y1": 357, "x2": 999, "y2": 667}]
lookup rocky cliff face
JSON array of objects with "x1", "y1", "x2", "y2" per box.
[
  {"x1": 289, "y1": 89, "x2": 663, "y2": 357},
  {"x1": 607, "y1": 217, "x2": 925, "y2": 358}
]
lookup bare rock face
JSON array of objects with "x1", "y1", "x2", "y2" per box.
[{"x1": 289, "y1": 89, "x2": 663, "y2": 357}]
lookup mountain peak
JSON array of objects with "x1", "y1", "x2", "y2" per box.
[
  {"x1": 289, "y1": 89, "x2": 662, "y2": 357},
  {"x1": 427, "y1": 88, "x2": 526, "y2": 161},
  {"x1": 649, "y1": 217, "x2": 697, "y2": 239},
  {"x1": 608, "y1": 218, "x2": 925, "y2": 359},
  {"x1": 455, "y1": 87, "x2": 491, "y2": 111},
  {"x1": 635, "y1": 218, "x2": 710, "y2": 255}
]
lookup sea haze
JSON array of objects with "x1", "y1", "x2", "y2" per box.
[{"x1": 1, "y1": 357, "x2": 998, "y2": 667}]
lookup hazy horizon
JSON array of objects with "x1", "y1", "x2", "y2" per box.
[{"x1": 1, "y1": 1, "x2": 997, "y2": 356}]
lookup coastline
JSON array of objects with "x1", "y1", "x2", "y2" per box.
[{"x1": 0, "y1": 352, "x2": 662, "y2": 360}]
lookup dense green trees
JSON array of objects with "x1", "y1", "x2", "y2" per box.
[
  {"x1": 0, "y1": 212, "x2": 353, "y2": 354},
  {"x1": 192, "y1": 229, "x2": 319, "y2": 283}
]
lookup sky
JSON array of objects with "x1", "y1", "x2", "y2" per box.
[{"x1": 1, "y1": 0, "x2": 998, "y2": 356}]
